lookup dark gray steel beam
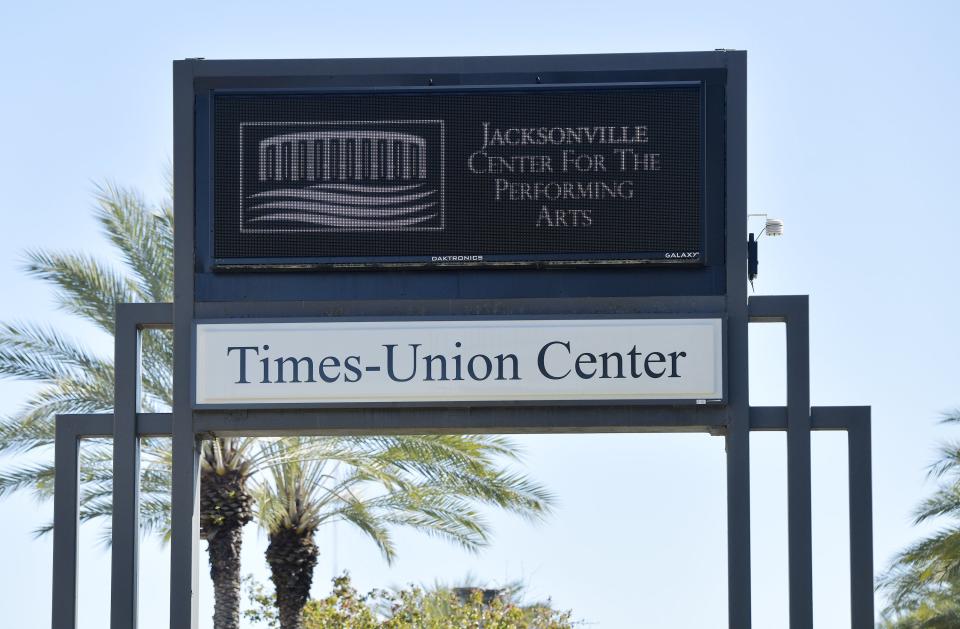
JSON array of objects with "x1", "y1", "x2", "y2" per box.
[
  {"x1": 194, "y1": 296, "x2": 728, "y2": 319},
  {"x1": 52, "y1": 410, "x2": 168, "y2": 629},
  {"x1": 108, "y1": 304, "x2": 170, "y2": 629},
  {"x1": 750, "y1": 404, "x2": 875, "y2": 626},
  {"x1": 119, "y1": 302, "x2": 174, "y2": 329},
  {"x1": 749, "y1": 406, "x2": 788, "y2": 430},
  {"x1": 53, "y1": 413, "x2": 170, "y2": 437},
  {"x1": 137, "y1": 413, "x2": 173, "y2": 437},
  {"x1": 750, "y1": 295, "x2": 813, "y2": 628},
  {"x1": 52, "y1": 417, "x2": 81, "y2": 629},
  {"x1": 785, "y1": 297, "x2": 812, "y2": 629},
  {"x1": 810, "y1": 406, "x2": 869, "y2": 431},
  {"x1": 749, "y1": 406, "x2": 873, "y2": 432},
  {"x1": 172, "y1": 59, "x2": 201, "y2": 629},
  {"x1": 56, "y1": 404, "x2": 872, "y2": 629},
  {"x1": 55, "y1": 413, "x2": 114, "y2": 437},
  {"x1": 188, "y1": 50, "x2": 741, "y2": 79},
  {"x1": 51, "y1": 414, "x2": 113, "y2": 629},
  {"x1": 111, "y1": 305, "x2": 146, "y2": 629},
  {"x1": 193, "y1": 405, "x2": 728, "y2": 437},
  {"x1": 747, "y1": 296, "x2": 792, "y2": 323},
  {"x1": 60, "y1": 408, "x2": 882, "y2": 436},
  {"x1": 847, "y1": 410, "x2": 874, "y2": 628},
  {"x1": 724, "y1": 49, "x2": 752, "y2": 629}
]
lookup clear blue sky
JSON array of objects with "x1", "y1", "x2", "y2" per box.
[{"x1": 0, "y1": 1, "x2": 957, "y2": 627}]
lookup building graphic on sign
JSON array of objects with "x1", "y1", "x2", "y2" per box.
[{"x1": 240, "y1": 121, "x2": 445, "y2": 232}]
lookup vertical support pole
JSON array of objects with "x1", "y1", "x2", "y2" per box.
[
  {"x1": 52, "y1": 417, "x2": 80, "y2": 629},
  {"x1": 725, "y1": 49, "x2": 752, "y2": 629},
  {"x1": 111, "y1": 307, "x2": 141, "y2": 629},
  {"x1": 169, "y1": 433, "x2": 201, "y2": 629},
  {"x1": 848, "y1": 411, "x2": 874, "y2": 628},
  {"x1": 726, "y1": 421, "x2": 752, "y2": 628},
  {"x1": 786, "y1": 296, "x2": 813, "y2": 628},
  {"x1": 171, "y1": 59, "x2": 201, "y2": 629}
]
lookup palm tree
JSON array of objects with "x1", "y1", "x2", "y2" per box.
[
  {"x1": 0, "y1": 183, "x2": 269, "y2": 629},
  {"x1": 878, "y1": 563, "x2": 960, "y2": 628},
  {"x1": 255, "y1": 436, "x2": 553, "y2": 629},
  {"x1": 201, "y1": 438, "x2": 256, "y2": 629},
  {"x1": 0, "y1": 182, "x2": 175, "y2": 543},
  {"x1": 0, "y1": 179, "x2": 555, "y2": 629},
  {"x1": 879, "y1": 410, "x2": 960, "y2": 626}
]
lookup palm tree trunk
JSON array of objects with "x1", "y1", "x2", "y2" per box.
[
  {"x1": 266, "y1": 528, "x2": 319, "y2": 629},
  {"x1": 207, "y1": 525, "x2": 244, "y2": 629},
  {"x1": 200, "y1": 467, "x2": 254, "y2": 629}
]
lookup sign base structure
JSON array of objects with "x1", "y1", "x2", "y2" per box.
[
  {"x1": 50, "y1": 297, "x2": 874, "y2": 629},
  {"x1": 47, "y1": 52, "x2": 873, "y2": 629}
]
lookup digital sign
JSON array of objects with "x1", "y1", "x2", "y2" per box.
[{"x1": 212, "y1": 84, "x2": 704, "y2": 268}]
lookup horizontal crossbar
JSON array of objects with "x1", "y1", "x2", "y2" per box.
[
  {"x1": 55, "y1": 406, "x2": 868, "y2": 439},
  {"x1": 749, "y1": 406, "x2": 870, "y2": 431},
  {"x1": 54, "y1": 413, "x2": 172, "y2": 438}
]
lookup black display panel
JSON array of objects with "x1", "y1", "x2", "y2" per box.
[{"x1": 212, "y1": 84, "x2": 704, "y2": 268}]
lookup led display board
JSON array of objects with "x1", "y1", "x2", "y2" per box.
[{"x1": 211, "y1": 84, "x2": 704, "y2": 268}]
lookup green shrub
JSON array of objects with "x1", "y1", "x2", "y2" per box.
[{"x1": 245, "y1": 573, "x2": 577, "y2": 628}]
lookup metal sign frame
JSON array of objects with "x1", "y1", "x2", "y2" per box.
[
  {"x1": 45, "y1": 51, "x2": 875, "y2": 629},
  {"x1": 177, "y1": 51, "x2": 750, "y2": 625},
  {"x1": 49, "y1": 299, "x2": 875, "y2": 629}
]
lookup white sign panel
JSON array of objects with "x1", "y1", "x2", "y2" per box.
[{"x1": 194, "y1": 319, "x2": 723, "y2": 406}]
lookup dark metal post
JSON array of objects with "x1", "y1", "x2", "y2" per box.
[
  {"x1": 110, "y1": 303, "x2": 172, "y2": 629},
  {"x1": 848, "y1": 410, "x2": 874, "y2": 628},
  {"x1": 111, "y1": 306, "x2": 142, "y2": 629},
  {"x1": 724, "y1": 50, "x2": 752, "y2": 629},
  {"x1": 52, "y1": 414, "x2": 114, "y2": 629},
  {"x1": 52, "y1": 417, "x2": 80, "y2": 629},
  {"x1": 751, "y1": 296, "x2": 814, "y2": 628},
  {"x1": 171, "y1": 59, "x2": 201, "y2": 629},
  {"x1": 786, "y1": 297, "x2": 813, "y2": 628},
  {"x1": 52, "y1": 412, "x2": 170, "y2": 629}
]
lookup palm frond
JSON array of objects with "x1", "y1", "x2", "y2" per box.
[
  {"x1": 34, "y1": 490, "x2": 173, "y2": 546},
  {"x1": 0, "y1": 408, "x2": 56, "y2": 454},
  {"x1": 914, "y1": 485, "x2": 960, "y2": 524},
  {"x1": 23, "y1": 249, "x2": 138, "y2": 334},
  {"x1": 416, "y1": 470, "x2": 555, "y2": 521},
  {"x1": 369, "y1": 434, "x2": 523, "y2": 476},
  {"x1": 139, "y1": 329, "x2": 173, "y2": 408},
  {"x1": 1, "y1": 172, "x2": 557, "y2": 573},
  {"x1": 255, "y1": 438, "x2": 333, "y2": 535},
  {"x1": 939, "y1": 409, "x2": 960, "y2": 425},
  {"x1": 254, "y1": 433, "x2": 551, "y2": 572},
  {"x1": 0, "y1": 177, "x2": 175, "y2": 545},
  {"x1": 93, "y1": 182, "x2": 174, "y2": 303},
  {"x1": 0, "y1": 381, "x2": 113, "y2": 456},
  {"x1": 879, "y1": 558, "x2": 960, "y2": 626},
  {"x1": 0, "y1": 322, "x2": 108, "y2": 382},
  {"x1": 333, "y1": 496, "x2": 397, "y2": 562},
  {"x1": 362, "y1": 489, "x2": 490, "y2": 553},
  {"x1": 0, "y1": 461, "x2": 56, "y2": 499},
  {"x1": 889, "y1": 527, "x2": 960, "y2": 587},
  {"x1": 29, "y1": 454, "x2": 171, "y2": 541},
  {"x1": 28, "y1": 373, "x2": 115, "y2": 414},
  {"x1": 929, "y1": 441, "x2": 960, "y2": 480}
]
